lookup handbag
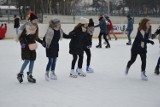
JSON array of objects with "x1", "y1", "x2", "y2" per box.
[{"x1": 28, "y1": 43, "x2": 38, "y2": 50}]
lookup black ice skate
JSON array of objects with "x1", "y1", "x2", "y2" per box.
[
  {"x1": 17, "y1": 73, "x2": 24, "y2": 83},
  {"x1": 96, "y1": 44, "x2": 102, "y2": 48},
  {"x1": 105, "y1": 45, "x2": 110, "y2": 48},
  {"x1": 27, "y1": 72, "x2": 36, "y2": 83},
  {"x1": 154, "y1": 68, "x2": 159, "y2": 75}
]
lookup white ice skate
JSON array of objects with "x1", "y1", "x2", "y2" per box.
[
  {"x1": 70, "y1": 70, "x2": 78, "y2": 78},
  {"x1": 77, "y1": 68, "x2": 86, "y2": 77},
  {"x1": 45, "y1": 72, "x2": 50, "y2": 81},
  {"x1": 86, "y1": 67, "x2": 94, "y2": 73},
  {"x1": 50, "y1": 72, "x2": 57, "y2": 80},
  {"x1": 141, "y1": 72, "x2": 148, "y2": 81}
]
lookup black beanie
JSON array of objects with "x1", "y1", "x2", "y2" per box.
[{"x1": 29, "y1": 14, "x2": 38, "y2": 21}]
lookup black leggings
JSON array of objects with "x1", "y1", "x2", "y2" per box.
[
  {"x1": 71, "y1": 54, "x2": 83, "y2": 69},
  {"x1": 127, "y1": 52, "x2": 147, "y2": 72},
  {"x1": 156, "y1": 57, "x2": 160, "y2": 69},
  {"x1": 84, "y1": 48, "x2": 91, "y2": 66},
  {"x1": 98, "y1": 32, "x2": 110, "y2": 46}
]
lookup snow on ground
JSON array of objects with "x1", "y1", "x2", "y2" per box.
[{"x1": 0, "y1": 39, "x2": 160, "y2": 107}]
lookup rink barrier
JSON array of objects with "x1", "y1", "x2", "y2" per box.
[{"x1": 3, "y1": 24, "x2": 160, "y2": 39}]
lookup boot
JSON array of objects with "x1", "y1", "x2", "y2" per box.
[
  {"x1": 50, "y1": 72, "x2": 57, "y2": 80},
  {"x1": 125, "y1": 67, "x2": 129, "y2": 75},
  {"x1": 27, "y1": 72, "x2": 36, "y2": 83},
  {"x1": 70, "y1": 69, "x2": 78, "y2": 78}
]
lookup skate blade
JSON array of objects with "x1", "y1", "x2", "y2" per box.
[{"x1": 70, "y1": 74, "x2": 77, "y2": 78}]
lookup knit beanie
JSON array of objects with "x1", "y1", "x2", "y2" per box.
[{"x1": 29, "y1": 14, "x2": 38, "y2": 21}]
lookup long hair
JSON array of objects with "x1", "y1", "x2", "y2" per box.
[
  {"x1": 138, "y1": 18, "x2": 150, "y2": 32},
  {"x1": 74, "y1": 23, "x2": 83, "y2": 30}
]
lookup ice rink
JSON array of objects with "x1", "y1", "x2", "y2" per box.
[{"x1": 0, "y1": 39, "x2": 159, "y2": 107}]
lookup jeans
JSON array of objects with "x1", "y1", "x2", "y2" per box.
[
  {"x1": 15, "y1": 28, "x2": 19, "y2": 35},
  {"x1": 71, "y1": 54, "x2": 83, "y2": 69},
  {"x1": 127, "y1": 52, "x2": 146, "y2": 72},
  {"x1": 46, "y1": 57, "x2": 57, "y2": 72},
  {"x1": 20, "y1": 60, "x2": 34, "y2": 74},
  {"x1": 127, "y1": 30, "x2": 133, "y2": 42}
]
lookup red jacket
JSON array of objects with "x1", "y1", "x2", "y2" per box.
[{"x1": 0, "y1": 26, "x2": 7, "y2": 39}]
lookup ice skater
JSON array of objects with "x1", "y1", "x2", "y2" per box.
[
  {"x1": 69, "y1": 17, "x2": 90, "y2": 78},
  {"x1": 17, "y1": 14, "x2": 44, "y2": 83},
  {"x1": 43, "y1": 18, "x2": 72, "y2": 81},
  {"x1": 125, "y1": 18, "x2": 154, "y2": 81},
  {"x1": 126, "y1": 15, "x2": 134, "y2": 45},
  {"x1": 85, "y1": 18, "x2": 95, "y2": 73},
  {"x1": 95, "y1": 15, "x2": 110, "y2": 48},
  {"x1": 152, "y1": 26, "x2": 160, "y2": 75}
]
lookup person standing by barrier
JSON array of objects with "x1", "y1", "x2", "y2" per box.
[
  {"x1": 126, "y1": 15, "x2": 134, "y2": 45},
  {"x1": 14, "y1": 15, "x2": 20, "y2": 35},
  {"x1": 125, "y1": 18, "x2": 154, "y2": 81}
]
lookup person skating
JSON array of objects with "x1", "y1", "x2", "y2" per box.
[
  {"x1": 126, "y1": 15, "x2": 134, "y2": 45},
  {"x1": 125, "y1": 18, "x2": 154, "y2": 81},
  {"x1": 105, "y1": 16, "x2": 117, "y2": 40},
  {"x1": 14, "y1": 15, "x2": 20, "y2": 35},
  {"x1": 43, "y1": 18, "x2": 72, "y2": 81},
  {"x1": 152, "y1": 27, "x2": 160, "y2": 75},
  {"x1": 16, "y1": 14, "x2": 44, "y2": 83},
  {"x1": 69, "y1": 17, "x2": 90, "y2": 78},
  {"x1": 85, "y1": 18, "x2": 95, "y2": 73},
  {"x1": 95, "y1": 15, "x2": 110, "y2": 48}
]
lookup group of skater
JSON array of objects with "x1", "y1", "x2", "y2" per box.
[{"x1": 15, "y1": 13, "x2": 159, "y2": 83}]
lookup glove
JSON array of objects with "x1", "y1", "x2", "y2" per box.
[
  {"x1": 151, "y1": 34, "x2": 156, "y2": 39},
  {"x1": 150, "y1": 41, "x2": 154, "y2": 45}
]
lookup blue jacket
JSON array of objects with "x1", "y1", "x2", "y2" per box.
[
  {"x1": 126, "y1": 18, "x2": 134, "y2": 31},
  {"x1": 132, "y1": 30, "x2": 153, "y2": 53},
  {"x1": 95, "y1": 17, "x2": 108, "y2": 33}
]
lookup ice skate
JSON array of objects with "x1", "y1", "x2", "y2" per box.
[
  {"x1": 141, "y1": 72, "x2": 148, "y2": 81},
  {"x1": 45, "y1": 72, "x2": 50, "y2": 81},
  {"x1": 86, "y1": 66, "x2": 94, "y2": 73},
  {"x1": 50, "y1": 72, "x2": 57, "y2": 80},
  {"x1": 70, "y1": 70, "x2": 78, "y2": 78},
  {"x1": 17, "y1": 73, "x2": 23, "y2": 83},
  {"x1": 27, "y1": 72, "x2": 36, "y2": 83},
  {"x1": 77, "y1": 68, "x2": 86, "y2": 77}
]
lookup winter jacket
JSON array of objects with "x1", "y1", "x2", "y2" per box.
[
  {"x1": 69, "y1": 28, "x2": 90, "y2": 55},
  {"x1": 43, "y1": 27, "x2": 71, "y2": 58},
  {"x1": 126, "y1": 18, "x2": 134, "y2": 31},
  {"x1": 107, "y1": 19, "x2": 113, "y2": 30},
  {"x1": 14, "y1": 18, "x2": 20, "y2": 28},
  {"x1": 131, "y1": 30, "x2": 153, "y2": 54},
  {"x1": 19, "y1": 23, "x2": 43, "y2": 60},
  {"x1": 95, "y1": 17, "x2": 109, "y2": 33},
  {"x1": 0, "y1": 25, "x2": 7, "y2": 39}
]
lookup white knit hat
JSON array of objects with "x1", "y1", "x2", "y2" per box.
[{"x1": 80, "y1": 17, "x2": 89, "y2": 24}]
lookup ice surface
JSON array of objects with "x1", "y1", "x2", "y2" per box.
[{"x1": 0, "y1": 39, "x2": 159, "y2": 107}]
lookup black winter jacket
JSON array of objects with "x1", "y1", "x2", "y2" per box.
[
  {"x1": 131, "y1": 30, "x2": 153, "y2": 54},
  {"x1": 20, "y1": 29, "x2": 43, "y2": 60},
  {"x1": 69, "y1": 28, "x2": 90, "y2": 55}
]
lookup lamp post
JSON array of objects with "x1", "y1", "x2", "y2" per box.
[
  {"x1": 108, "y1": 0, "x2": 110, "y2": 15},
  {"x1": 64, "y1": 0, "x2": 65, "y2": 15},
  {"x1": 57, "y1": 2, "x2": 59, "y2": 15}
]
